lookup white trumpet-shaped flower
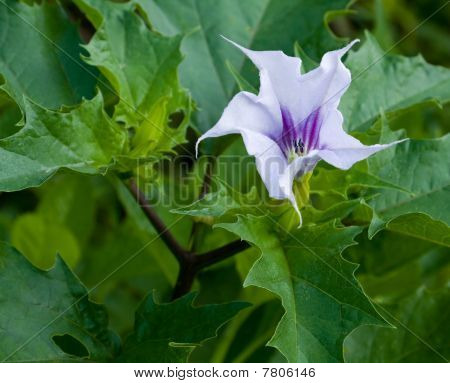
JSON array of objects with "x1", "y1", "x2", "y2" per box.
[{"x1": 197, "y1": 38, "x2": 403, "y2": 224}]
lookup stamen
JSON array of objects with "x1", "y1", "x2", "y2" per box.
[{"x1": 294, "y1": 139, "x2": 304, "y2": 155}]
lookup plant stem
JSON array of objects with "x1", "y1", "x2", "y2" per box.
[
  {"x1": 195, "y1": 240, "x2": 251, "y2": 269},
  {"x1": 172, "y1": 261, "x2": 199, "y2": 300},
  {"x1": 172, "y1": 240, "x2": 251, "y2": 300},
  {"x1": 128, "y1": 180, "x2": 249, "y2": 299},
  {"x1": 129, "y1": 180, "x2": 189, "y2": 263}
]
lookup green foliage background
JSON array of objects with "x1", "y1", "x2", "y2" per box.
[{"x1": 0, "y1": 0, "x2": 448, "y2": 362}]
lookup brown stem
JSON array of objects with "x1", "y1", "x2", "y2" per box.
[
  {"x1": 172, "y1": 261, "x2": 199, "y2": 300},
  {"x1": 195, "y1": 240, "x2": 251, "y2": 269},
  {"x1": 128, "y1": 180, "x2": 249, "y2": 300},
  {"x1": 129, "y1": 180, "x2": 190, "y2": 264},
  {"x1": 172, "y1": 240, "x2": 251, "y2": 299}
]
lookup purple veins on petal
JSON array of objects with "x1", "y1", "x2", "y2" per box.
[
  {"x1": 300, "y1": 107, "x2": 322, "y2": 152},
  {"x1": 280, "y1": 107, "x2": 298, "y2": 154},
  {"x1": 196, "y1": 37, "x2": 401, "y2": 226},
  {"x1": 280, "y1": 106, "x2": 323, "y2": 157}
]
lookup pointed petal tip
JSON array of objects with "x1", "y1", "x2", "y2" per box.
[
  {"x1": 221, "y1": 35, "x2": 241, "y2": 49},
  {"x1": 195, "y1": 142, "x2": 199, "y2": 158},
  {"x1": 379, "y1": 137, "x2": 408, "y2": 149},
  {"x1": 349, "y1": 40, "x2": 359, "y2": 49},
  {"x1": 297, "y1": 213, "x2": 303, "y2": 229},
  {"x1": 195, "y1": 135, "x2": 205, "y2": 158},
  {"x1": 340, "y1": 39, "x2": 360, "y2": 55},
  {"x1": 289, "y1": 196, "x2": 303, "y2": 228},
  {"x1": 395, "y1": 138, "x2": 408, "y2": 144}
]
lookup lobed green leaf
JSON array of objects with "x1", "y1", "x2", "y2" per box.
[
  {"x1": 0, "y1": 94, "x2": 126, "y2": 191},
  {"x1": 120, "y1": 292, "x2": 249, "y2": 362},
  {"x1": 0, "y1": 242, "x2": 119, "y2": 362},
  {"x1": 217, "y1": 216, "x2": 387, "y2": 362},
  {"x1": 0, "y1": 0, "x2": 97, "y2": 111}
]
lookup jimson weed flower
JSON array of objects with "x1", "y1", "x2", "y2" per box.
[{"x1": 197, "y1": 38, "x2": 403, "y2": 224}]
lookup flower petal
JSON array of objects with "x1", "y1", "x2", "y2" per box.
[
  {"x1": 318, "y1": 109, "x2": 357, "y2": 150},
  {"x1": 318, "y1": 143, "x2": 402, "y2": 170},
  {"x1": 317, "y1": 110, "x2": 405, "y2": 169},
  {"x1": 242, "y1": 129, "x2": 288, "y2": 199},
  {"x1": 196, "y1": 89, "x2": 280, "y2": 142},
  {"x1": 282, "y1": 40, "x2": 359, "y2": 153},
  {"x1": 222, "y1": 36, "x2": 302, "y2": 111},
  {"x1": 225, "y1": 38, "x2": 359, "y2": 154},
  {"x1": 294, "y1": 40, "x2": 359, "y2": 123},
  {"x1": 196, "y1": 92, "x2": 287, "y2": 199},
  {"x1": 278, "y1": 151, "x2": 321, "y2": 225}
]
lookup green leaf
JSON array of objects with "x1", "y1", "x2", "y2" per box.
[
  {"x1": 347, "y1": 229, "x2": 437, "y2": 278},
  {"x1": 11, "y1": 212, "x2": 80, "y2": 270},
  {"x1": 110, "y1": 177, "x2": 180, "y2": 288},
  {"x1": 294, "y1": 41, "x2": 319, "y2": 73},
  {"x1": 172, "y1": 186, "x2": 238, "y2": 219},
  {"x1": 36, "y1": 174, "x2": 96, "y2": 247},
  {"x1": 0, "y1": 0, "x2": 97, "y2": 111},
  {"x1": 213, "y1": 299, "x2": 285, "y2": 363},
  {"x1": 301, "y1": 198, "x2": 364, "y2": 225},
  {"x1": 120, "y1": 292, "x2": 249, "y2": 362},
  {"x1": 342, "y1": 32, "x2": 450, "y2": 132},
  {"x1": 0, "y1": 242, "x2": 119, "y2": 362},
  {"x1": 139, "y1": 0, "x2": 349, "y2": 133},
  {"x1": 0, "y1": 93, "x2": 21, "y2": 138},
  {"x1": 367, "y1": 132, "x2": 450, "y2": 239},
  {"x1": 345, "y1": 230, "x2": 447, "y2": 304},
  {"x1": 310, "y1": 165, "x2": 411, "y2": 199},
  {"x1": 372, "y1": 0, "x2": 395, "y2": 51},
  {"x1": 383, "y1": 213, "x2": 450, "y2": 247},
  {"x1": 79, "y1": 217, "x2": 178, "y2": 336},
  {"x1": 0, "y1": 93, "x2": 126, "y2": 191},
  {"x1": 75, "y1": 0, "x2": 190, "y2": 156},
  {"x1": 217, "y1": 216, "x2": 386, "y2": 362},
  {"x1": 171, "y1": 181, "x2": 260, "y2": 219},
  {"x1": 345, "y1": 286, "x2": 450, "y2": 362},
  {"x1": 8, "y1": 174, "x2": 97, "y2": 270},
  {"x1": 81, "y1": 217, "x2": 177, "y2": 301},
  {"x1": 226, "y1": 61, "x2": 258, "y2": 93}
]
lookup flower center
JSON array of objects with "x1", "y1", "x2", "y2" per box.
[
  {"x1": 287, "y1": 139, "x2": 305, "y2": 162},
  {"x1": 293, "y1": 139, "x2": 305, "y2": 156},
  {"x1": 280, "y1": 107, "x2": 323, "y2": 163}
]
